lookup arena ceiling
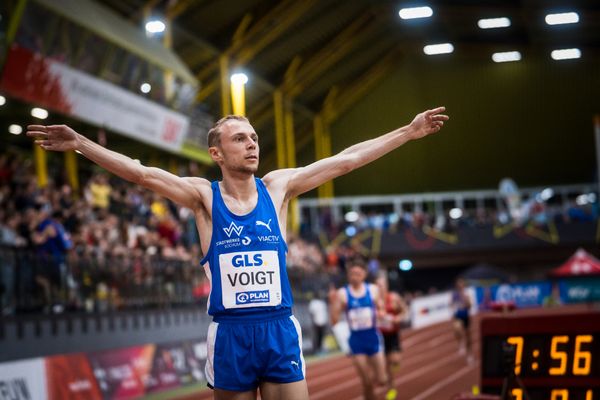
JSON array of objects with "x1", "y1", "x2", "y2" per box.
[
  {"x1": 96, "y1": 1, "x2": 600, "y2": 99},
  {"x1": 92, "y1": 0, "x2": 600, "y2": 164},
  {"x1": 60, "y1": 0, "x2": 600, "y2": 170}
]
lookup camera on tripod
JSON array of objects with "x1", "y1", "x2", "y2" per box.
[
  {"x1": 500, "y1": 341, "x2": 529, "y2": 400},
  {"x1": 501, "y1": 341, "x2": 517, "y2": 375}
]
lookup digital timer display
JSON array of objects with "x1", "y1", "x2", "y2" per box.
[
  {"x1": 483, "y1": 334, "x2": 600, "y2": 378},
  {"x1": 481, "y1": 309, "x2": 600, "y2": 400}
]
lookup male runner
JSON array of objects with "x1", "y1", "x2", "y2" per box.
[
  {"x1": 451, "y1": 278, "x2": 473, "y2": 363},
  {"x1": 330, "y1": 258, "x2": 387, "y2": 400},
  {"x1": 376, "y1": 272, "x2": 408, "y2": 400},
  {"x1": 28, "y1": 107, "x2": 448, "y2": 399}
]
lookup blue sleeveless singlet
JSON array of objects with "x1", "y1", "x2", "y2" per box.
[{"x1": 200, "y1": 178, "x2": 293, "y2": 321}]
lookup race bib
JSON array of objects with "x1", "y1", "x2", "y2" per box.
[
  {"x1": 378, "y1": 314, "x2": 395, "y2": 330},
  {"x1": 219, "y1": 250, "x2": 282, "y2": 309},
  {"x1": 348, "y1": 307, "x2": 374, "y2": 330}
]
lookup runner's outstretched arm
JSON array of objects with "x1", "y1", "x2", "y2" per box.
[
  {"x1": 264, "y1": 107, "x2": 448, "y2": 198},
  {"x1": 27, "y1": 124, "x2": 206, "y2": 209}
]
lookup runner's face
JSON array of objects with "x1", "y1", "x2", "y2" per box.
[
  {"x1": 348, "y1": 265, "x2": 366, "y2": 285},
  {"x1": 216, "y1": 120, "x2": 259, "y2": 174}
]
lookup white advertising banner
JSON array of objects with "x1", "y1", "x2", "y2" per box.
[
  {"x1": 0, "y1": 358, "x2": 48, "y2": 400},
  {"x1": 410, "y1": 291, "x2": 453, "y2": 329},
  {"x1": 1, "y1": 45, "x2": 189, "y2": 152},
  {"x1": 410, "y1": 288, "x2": 478, "y2": 329}
]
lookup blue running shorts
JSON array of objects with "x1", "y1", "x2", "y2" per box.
[
  {"x1": 205, "y1": 313, "x2": 305, "y2": 391},
  {"x1": 348, "y1": 329, "x2": 382, "y2": 356}
]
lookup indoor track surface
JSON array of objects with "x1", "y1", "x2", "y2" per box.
[{"x1": 177, "y1": 319, "x2": 480, "y2": 400}]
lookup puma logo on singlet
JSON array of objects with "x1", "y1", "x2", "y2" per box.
[
  {"x1": 291, "y1": 360, "x2": 300, "y2": 369},
  {"x1": 256, "y1": 219, "x2": 272, "y2": 232}
]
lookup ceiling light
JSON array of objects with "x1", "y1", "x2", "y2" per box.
[
  {"x1": 545, "y1": 12, "x2": 579, "y2": 25},
  {"x1": 399, "y1": 259, "x2": 413, "y2": 271},
  {"x1": 478, "y1": 17, "x2": 511, "y2": 29},
  {"x1": 9, "y1": 124, "x2": 22, "y2": 135},
  {"x1": 230, "y1": 73, "x2": 248, "y2": 85},
  {"x1": 344, "y1": 211, "x2": 359, "y2": 223},
  {"x1": 140, "y1": 82, "x2": 151, "y2": 93},
  {"x1": 399, "y1": 6, "x2": 433, "y2": 20},
  {"x1": 551, "y1": 48, "x2": 581, "y2": 60},
  {"x1": 31, "y1": 107, "x2": 48, "y2": 119},
  {"x1": 0, "y1": 95, "x2": 5, "y2": 106},
  {"x1": 449, "y1": 208, "x2": 463, "y2": 219},
  {"x1": 423, "y1": 43, "x2": 454, "y2": 55},
  {"x1": 145, "y1": 20, "x2": 165, "y2": 33},
  {"x1": 345, "y1": 226, "x2": 357, "y2": 237},
  {"x1": 492, "y1": 51, "x2": 522, "y2": 63}
]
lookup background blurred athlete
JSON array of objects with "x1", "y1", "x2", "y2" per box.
[
  {"x1": 376, "y1": 272, "x2": 408, "y2": 400},
  {"x1": 331, "y1": 258, "x2": 386, "y2": 400},
  {"x1": 451, "y1": 278, "x2": 473, "y2": 363}
]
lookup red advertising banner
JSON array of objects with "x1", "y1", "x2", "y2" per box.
[
  {"x1": 0, "y1": 44, "x2": 189, "y2": 152},
  {"x1": 0, "y1": 339, "x2": 208, "y2": 400},
  {"x1": 45, "y1": 354, "x2": 102, "y2": 400},
  {"x1": 87, "y1": 345, "x2": 155, "y2": 400},
  {"x1": 150, "y1": 340, "x2": 206, "y2": 392}
]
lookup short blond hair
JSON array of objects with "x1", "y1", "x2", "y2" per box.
[{"x1": 207, "y1": 115, "x2": 249, "y2": 147}]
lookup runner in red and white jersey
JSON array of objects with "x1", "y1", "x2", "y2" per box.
[{"x1": 376, "y1": 272, "x2": 408, "y2": 400}]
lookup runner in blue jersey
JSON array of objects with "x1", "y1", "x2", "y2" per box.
[
  {"x1": 330, "y1": 258, "x2": 387, "y2": 400},
  {"x1": 451, "y1": 278, "x2": 473, "y2": 363},
  {"x1": 28, "y1": 107, "x2": 448, "y2": 399}
]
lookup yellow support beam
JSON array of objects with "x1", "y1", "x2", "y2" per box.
[
  {"x1": 293, "y1": 48, "x2": 399, "y2": 177},
  {"x1": 232, "y1": 13, "x2": 254, "y2": 46},
  {"x1": 220, "y1": 55, "x2": 232, "y2": 116},
  {"x1": 5, "y1": 0, "x2": 28, "y2": 53},
  {"x1": 284, "y1": 103, "x2": 296, "y2": 169},
  {"x1": 327, "y1": 49, "x2": 398, "y2": 122},
  {"x1": 194, "y1": 0, "x2": 314, "y2": 104},
  {"x1": 141, "y1": 0, "x2": 162, "y2": 16},
  {"x1": 284, "y1": 104, "x2": 299, "y2": 233},
  {"x1": 231, "y1": 79, "x2": 247, "y2": 116},
  {"x1": 284, "y1": 13, "x2": 377, "y2": 97},
  {"x1": 273, "y1": 90, "x2": 286, "y2": 169},
  {"x1": 196, "y1": 61, "x2": 219, "y2": 83},
  {"x1": 233, "y1": 0, "x2": 316, "y2": 65},
  {"x1": 34, "y1": 144, "x2": 48, "y2": 188},
  {"x1": 248, "y1": 95, "x2": 274, "y2": 129},
  {"x1": 314, "y1": 115, "x2": 328, "y2": 199},
  {"x1": 284, "y1": 56, "x2": 302, "y2": 87},
  {"x1": 322, "y1": 120, "x2": 334, "y2": 198},
  {"x1": 195, "y1": 79, "x2": 219, "y2": 102},
  {"x1": 169, "y1": 158, "x2": 178, "y2": 174},
  {"x1": 64, "y1": 151, "x2": 79, "y2": 192},
  {"x1": 163, "y1": 18, "x2": 175, "y2": 102},
  {"x1": 167, "y1": 0, "x2": 197, "y2": 20}
]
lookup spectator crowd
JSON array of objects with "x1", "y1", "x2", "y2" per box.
[{"x1": 0, "y1": 150, "x2": 597, "y2": 317}]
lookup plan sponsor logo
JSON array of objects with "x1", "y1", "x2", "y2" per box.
[{"x1": 236, "y1": 290, "x2": 270, "y2": 305}]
